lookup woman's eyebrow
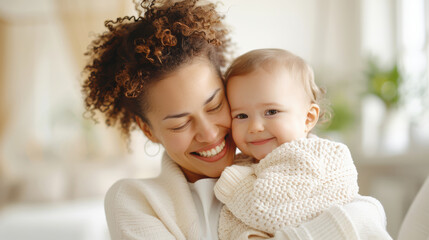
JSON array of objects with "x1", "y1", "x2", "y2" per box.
[
  {"x1": 204, "y1": 88, "x2": 221, "y2": 105},
  {"x1": 163, "y1": 112, "x2": 190, "y2": 120},
  {"x1": 163, "y1": 88, "x2": 221, "y2": 120}
]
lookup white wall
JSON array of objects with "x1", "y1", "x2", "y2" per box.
[{"x1": 221, "y1": 0, "x2": 362, "y2": 82}]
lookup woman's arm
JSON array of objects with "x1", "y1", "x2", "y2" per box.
[
  {"x1": 230, "y1": 195, "x2": 392, "y2": 240},
  {"x1": 397, "y1": 177, "x2": 429, "y2": 240},
  {"x1": 270, "y1": 195, "x2": 392, "y2": 240}
]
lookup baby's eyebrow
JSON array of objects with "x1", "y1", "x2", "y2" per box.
[
  {"x1": 230, "y1": 107, "x2": 243, "y2": 113},
  {"x1": 260, "y1": 102, "x2": 282, "y2": 107}
]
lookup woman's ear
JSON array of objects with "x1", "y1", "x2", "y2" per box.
[
  {"x1": 305, "y1": 103, "x2": 320, "y2": 133},
  {"x1": 135, "y1": 116, "x2": 159, "y2": 143}
]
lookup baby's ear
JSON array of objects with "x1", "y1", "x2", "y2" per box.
[
  {"x1": 305, "y1": 103, "x2": 320, "y2": 133},
  {"x1": 135, "y1": 116, "x2": 159, "y2": 143}
]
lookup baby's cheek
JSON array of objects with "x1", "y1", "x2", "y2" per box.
[
  {"x1": 230, "y1": 121, "x2": 240, "y2": 142},
  {"x1": 231, "y1": 122, "x2": 246, "y2": 151}
]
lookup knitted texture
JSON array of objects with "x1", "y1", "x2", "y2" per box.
[
  {"x1": 214, "y1": 137, "x2": 359, "y2": 237},
  {"x1": 218, "y1": 206, "x2": 271, "y2": 240},
  {"x1": 104, "y1": 151, "x2": 391, "y2": 239},
  {"x1": 105, "y1": 153, "x2": 200, "y2": 240}
]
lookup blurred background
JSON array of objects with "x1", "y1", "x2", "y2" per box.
[{"x1": 0, "y1": 0, "x2": 428, "y2": 239}]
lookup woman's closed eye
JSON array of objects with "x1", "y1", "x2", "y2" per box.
[
  {"x1": 265, "y1": 109, "x2": 279, "y2": 116},
  {"x1": 207, "y1": 101, "x2": 223, "y2": 112},
  {"x1": 169, "y1": 120, "x2": 191, "y2": 131}
]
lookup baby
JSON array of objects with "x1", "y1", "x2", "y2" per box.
[{"x1": 214, "y1": 49, "x2": 359, "y2": 239}]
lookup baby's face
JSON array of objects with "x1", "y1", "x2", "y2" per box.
[{"x1": 227, "y1": 65, "x2": 316, "y2": 160}]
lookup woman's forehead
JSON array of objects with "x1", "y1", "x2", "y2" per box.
[{"x1": 145, "y1": 60, "x2": 224, "y2": 116}]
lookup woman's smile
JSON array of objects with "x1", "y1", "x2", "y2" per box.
[{"x1": 191, "y1": 136, "x2": 228, "y2": 162}]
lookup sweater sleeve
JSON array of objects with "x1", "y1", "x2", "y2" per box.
[
  {"x1": 397, "y1": 176, "x2": 429, "y2": 240},
  {"x1": 217, "y1": 195, "x2": 392, "y2": 240},
  {"x1": 105, "y1": 179, "x2": 177, "y2": 240},
  {"x1": 271, "y1": 195, "x2": 392, "y2": 240},
  {"x1": 214, "y1": 164, "x2": 256, "y2": 204}
]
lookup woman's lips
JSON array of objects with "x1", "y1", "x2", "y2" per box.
[
  {"x1": 249, "y1": 137, "x2": 275, "y2": 145},
  {"x1": 190, "y1": 136, "x2": 228, "y2": 162}
]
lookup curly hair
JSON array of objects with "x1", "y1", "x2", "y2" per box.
[{"x1": 82, "y1": 0, "x2": 231, "y2": 139}]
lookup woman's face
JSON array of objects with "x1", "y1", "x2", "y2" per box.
[{"x1": 139, "y1": 58, "x2": 236, "y2": 182}]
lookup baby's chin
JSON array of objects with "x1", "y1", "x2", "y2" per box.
[
  {"x1": 252, "y1": 153, "x2": 268, "y2": 162},
  {"x1": 238, "y1": 147, "x2": 269, "y2": 162}
]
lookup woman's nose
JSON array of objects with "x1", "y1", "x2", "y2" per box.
[
  {"x1": 195, "y1": 115, "x2": 219, "y2": 143},
  {"x1": 248, "y1": 117, "x2": 264, "y2": 133}
]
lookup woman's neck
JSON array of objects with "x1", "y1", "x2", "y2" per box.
[{"x1": 180, "y1": 166, "x2": 212, "y2": 183}]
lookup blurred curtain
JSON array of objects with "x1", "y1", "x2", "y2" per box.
[
  {"x1": 0, "y1": 15, "x2": 43, "y2": 204},
  {"x1": 52, "y1": 0, "x2": 136, "y2": 161},
  {"x1": 55, "y1": 0, "x2": 134, "y2": 70},
  {"x1": 0, "y1": 0, "x2": 136, "y2": 204},
  {"x1": 0, "y1": 18, "x2": 10, "y2": 205}
]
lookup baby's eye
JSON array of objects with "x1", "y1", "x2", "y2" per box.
[
  {"x1": 265, "y1": 109, "x2": 279, "y2": 116},
  {"x1": 234, "y1": 113, "x2": 248, "y2": 119}
]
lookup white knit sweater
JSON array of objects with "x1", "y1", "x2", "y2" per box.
[
  {"x1": 214, "y1": 137, "x2": 359, "y2": 239},
  {"x1": 105, "y1": 152, "x2": 392, "y2": 240}
]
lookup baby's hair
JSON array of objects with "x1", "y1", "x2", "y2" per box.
[
  {"x1": 225, "y1": 48, "x2": 330, "y2": 123},
  {"x1": 82, "y1": 0, "x2": 231, "y2": 139}
]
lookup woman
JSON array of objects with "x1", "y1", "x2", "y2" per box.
[{"x1": 82, "y1": 0, "x2": 392, "y2": 239}]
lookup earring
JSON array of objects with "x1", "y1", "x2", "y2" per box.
[{"x1": 144, "y1": 140, "x2": 161, "y2": 157}]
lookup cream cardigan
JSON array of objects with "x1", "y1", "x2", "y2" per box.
[
  {"x1": 398, "y1": 176, "x2": 429, "y2": 240},
  {"x1": 214, "y1": 137, "x2": 359, "y2": 238},
  {"x1": 105, "y1": 152, "x2": 392, "y2": 240}
]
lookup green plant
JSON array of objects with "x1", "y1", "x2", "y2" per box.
[
  {"x1": 365, "y1": 58, "x2": 402, "y2": 109},
  {"x1": 317, "y1": 94, "x2": 355, "y2": 133}
]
